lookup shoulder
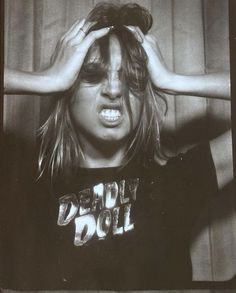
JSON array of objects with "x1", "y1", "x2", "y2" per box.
[
  {"x1": 149, "y1": 142, "x2": 218, "y2": 193},
  {"x1": 163, "y1": 142, "x2": 216, "y2": 179}
]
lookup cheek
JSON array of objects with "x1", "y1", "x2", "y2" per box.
[
  {"x1": 69, "y1": 100, "x2": 91, "y2": 130},
  {"x1": 69, "y1": 85, "x2": 99, "y2": 119}
]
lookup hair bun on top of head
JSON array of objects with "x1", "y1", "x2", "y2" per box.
[{"x1": 86, "y1": 2, "x2": 153, "y2": 34}]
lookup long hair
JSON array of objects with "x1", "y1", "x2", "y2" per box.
[{"x1": 38, "y1": 2, "x2": 167, "y2": 180}]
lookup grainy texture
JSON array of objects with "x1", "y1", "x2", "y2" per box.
[{"x1": 4, "y1": 0, "x2": 235, "y2": 282}]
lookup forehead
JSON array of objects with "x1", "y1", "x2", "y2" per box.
[{"x1": 86, "y1": 34, "x2": 122, "y2": 70}]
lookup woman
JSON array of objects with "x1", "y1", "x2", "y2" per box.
[{"x1": 2, "y1": 2, "x2": 232, "y2": 290}]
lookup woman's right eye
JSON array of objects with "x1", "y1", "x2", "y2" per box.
[{"x1": 80, "y1": 63, "x2": 106, "y2": 83}]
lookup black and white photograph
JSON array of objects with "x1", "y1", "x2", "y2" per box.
[{"x1": 1, "y1": 0, "x2": 236, "y2": 291}]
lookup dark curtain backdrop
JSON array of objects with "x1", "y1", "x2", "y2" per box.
[{"x1": 4, "y1": 0, "x2": 236, "y2": 281}]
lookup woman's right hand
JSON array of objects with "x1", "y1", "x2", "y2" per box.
[
  {"x1": 43, "y1": 19, "x2": 111, "y2": 92},
  {"x1": 4, "y1": 20, "x2": 111, "y2": 95}
]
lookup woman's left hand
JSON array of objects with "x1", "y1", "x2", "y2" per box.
[
  {"x1": 125, "y1": 26, "x2": 230, "y2": 99},
  {"x1": 125, "y1": 26, "x2": 174, "y2": 92}
]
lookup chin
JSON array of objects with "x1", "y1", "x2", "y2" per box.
[{"x1": 99, "y1": 129, "x2": 129, "y2": 142}]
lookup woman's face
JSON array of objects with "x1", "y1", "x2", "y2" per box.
[{"x1": 69, "y1": 35, "x2": 142, "y2": 151}]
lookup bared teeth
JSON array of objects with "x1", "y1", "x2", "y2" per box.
[{"x1": 101, "y1": 109, "x2": 121, "y2": 121}]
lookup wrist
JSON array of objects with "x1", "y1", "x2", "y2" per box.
[
  {"x1": 40, "y1": 70, "x2": 66, "y2": 93},
  {"x1": 155, "y1": 71, "x2": 179, "y2": 94}
]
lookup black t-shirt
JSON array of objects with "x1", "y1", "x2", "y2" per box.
[{"x1": 0, "y1": 143, "x2": 218, "y2": 290}]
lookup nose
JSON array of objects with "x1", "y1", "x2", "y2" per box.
[{"x1": 102, "y1": 70, "x2": 122, "y2": 100}]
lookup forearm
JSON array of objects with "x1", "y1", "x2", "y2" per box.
[
  {"x1": 159, "y1": 71, "x2": 230, "y2": 100},
  {"x1": 4, "y1": 24, "x2": 111, "y2": 96},
  {"x1": 4, "y1": 68, "x2": 61, "y2": 95}
]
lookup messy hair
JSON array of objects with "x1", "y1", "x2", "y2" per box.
[{"x1": 38, "y1": 2, "x2": 167, "y2": 179}]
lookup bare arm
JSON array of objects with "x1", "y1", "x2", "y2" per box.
[
  {"x1": 126, "y1": 26, "x2": 230, "y2": 100},
  {"x1": 4, "y1": 68, "x2": 60, "y2": 94},
  {"x1": 158, "y1": 72, "x2": 230, "y2": 100},
  {"x1": 142, "y1": 34, "x2": 230, "y2": 100},
  {"x1": 126, "y1": 26, "x2": 233, "y2": 189},
  {"x1": 4, "y1": 20, "x2": 111, "y2": 95}
]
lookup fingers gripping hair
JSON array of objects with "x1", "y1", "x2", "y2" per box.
[{"x1": 86, "y1": 2, "x2": 153, "y2": 34}]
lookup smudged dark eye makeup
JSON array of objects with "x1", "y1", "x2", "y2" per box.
[
  {"x1": 80, "y1": 63, "x2": 107, "y2": 83},
  {"x1": 80, "y1": 61, "x2": 147, "y2": 96}
]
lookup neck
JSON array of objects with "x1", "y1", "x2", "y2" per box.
[{"x1": 78, "y1": 137, "x2": 128, "y2": 169}]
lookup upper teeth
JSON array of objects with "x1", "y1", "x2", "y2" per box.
[{"x1": 101, "y1": 109, "x2": 121, "y2": 121}]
